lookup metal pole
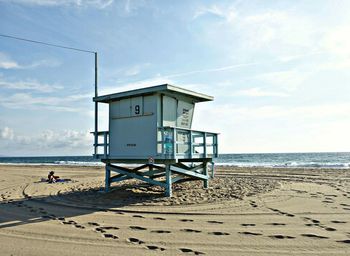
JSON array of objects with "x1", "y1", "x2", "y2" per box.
[{"x1": 94, "y1": 52, "x2": 98, "y2": 156}]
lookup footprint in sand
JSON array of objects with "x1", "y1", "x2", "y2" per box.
[
  {"x1": 208, "y1": 231, "x2": 230, "y2": 236},
  {"x1": 336, "y1": 239, "x2": 350, "y2": 244},
  {"x1": 154, "y1": 217, "x2": 166, "y2": 221},
  {"x1": 207, "y1": 221, "x2": 224, "y2": 224},
  {"x1": 268, "y1": 208, "x2": 281, "y2": 213},
  {"x1": 268, "y1": 235, "x2": 295, "y2": 239},
  {"x1": 62, "y1": 221, "x2": 73, "y2": 225},
  {"x1": 285, "y1": 213, "x2": 295, "y2": 217},
  {"x1": 95, "y1": 227, "x2": 106, "y2": 233},
  {"x1": 102, "y1": 226, "x2": 119, "y2": 230},
  {"x1": 180, "y1": 219, "x2": 194, "y2": 222},
  {"x1": 250, "y1": 201, "x2": 258, "y2": 208},
  {"x1": 132, "y1": 215, "x2": 145, "y2": 219},
  {"x1": 128, "y1": 237, "x2": 145, "y2": 244},
  {"x1": 129, "y1": 226, "x2": 147, "y2": 231},
  {"x1": 322, "y1": 200, "x2": 334, "y2": 204},
  {"x1": 103, "y1": 233, "x2": 118, "y2": 239},
  {"x1": 179, "y1": 248, "x2": 205, "y2": 255},
  {"x1": 266, "y1": 223, "x2": 286, "y2": 226},
  {"x1": 241, "y1": 223, "x2": 256, "y2": 227},
  {"x1": 88, "y1": 222, "x2": 100, "y2": 226},
  {"x1": 151, "y1": 230, "x2": 171, "y2": 234},
  {"x1": 181, "y1": 229, "x2": 202, "y2": 233},
  {"x1": 74, "y1": 224, "x2": 85, "y2": 229},
  {"x1": 66, "y1": 220, "x2": 77, "y2": 225},
  {"x1": 331, "y1": 220, "x2": 347, "y2": 224},
  {"x1": 269, "y1": 208, "x2": 295, "y2": 217},
  {"x1": 324, "y1": 227, "x2": 337, "y2": 232},
  {"x1": 146, "y1": 245, "x2": 166, "y2": 251},
  {"x1": 238, "y1": 231, "x2": 262, "y2": 236},
  {"x1": 301, "y1": 234, "x2": 329, "y2": 239}
]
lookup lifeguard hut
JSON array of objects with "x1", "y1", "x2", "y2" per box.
[{"x1": 93, "y1": 84, "x2": 218, "y2": 196}]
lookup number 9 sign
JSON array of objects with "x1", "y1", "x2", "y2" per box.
[{"x1": 135, "y1": 105, "x2": 140, "y2": 115}]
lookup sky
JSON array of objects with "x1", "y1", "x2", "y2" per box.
[{"x1": 0, "y1": 0, "x2": 350, "y2": 156}]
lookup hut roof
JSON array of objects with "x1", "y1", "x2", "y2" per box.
[{"x1": 93, "y1": 84, "x2": 213, "y2": 103}]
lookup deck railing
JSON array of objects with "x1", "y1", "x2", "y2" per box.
[
  {"x1": 157, "y1": 126, "x2": 218, "y2": 159},
  {"x1": 92, "y1": 127, "x2": 218, "y2": 160},
  {"x1": 92, "y1": 131, "x2": 109, "y2": 159}
]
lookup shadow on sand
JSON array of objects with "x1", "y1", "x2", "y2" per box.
[{"x1": 0, "y1": 182, "x2": 170, "y2": 229}]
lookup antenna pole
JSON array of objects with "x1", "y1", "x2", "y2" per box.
[{"x1": 94, "y1": 52, "x2": 98, "y2": 156}]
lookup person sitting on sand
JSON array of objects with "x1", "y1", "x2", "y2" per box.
[{"x1": 48, "y1": 171, "x2": 60, "y2": 183}]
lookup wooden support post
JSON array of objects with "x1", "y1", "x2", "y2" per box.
[
  {"x1": 165, "y1": 164, "x2": 172, "y2": 197},
  {"x1": 105, "y1": 163, "x2": 111, "y2": 192},
  {"x1": 203, "y1": 161, "x2": 208, "y2": 189}
]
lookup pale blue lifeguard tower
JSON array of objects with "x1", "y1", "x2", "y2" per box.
[{"x1": 93, "y1": 84, "x2": 218, "y2": 196}]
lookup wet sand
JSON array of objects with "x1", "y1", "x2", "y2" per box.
[{"x1": 0, "y1": 165, "x2": 349, "y2": 255}]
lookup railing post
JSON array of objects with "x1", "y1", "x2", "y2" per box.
[
  {"x1": 172, "y1": 127, "x2": 176, "y2": 159},
  {"x1": 189, "y1": 130, "x2": 193, "y2": 159},
  {"x1": 214, "y1": 134, "x2": 218, "y2": 158},
  {"x1": 161, "y1": 127, "x2": 164, "y2": 156},
  {"x1": 203, "y1": 132, "x2": 207, "y2": 158},
  {"x1": 104, "y1": 132, "x2": 107, "y2": 158},
  {"x1": 107, "y1": 131, "x2": 109, "y2": 156}
]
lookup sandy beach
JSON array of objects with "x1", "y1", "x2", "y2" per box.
[{"x1": 0, "y1": 165, "x2": 349, "y2": 255}]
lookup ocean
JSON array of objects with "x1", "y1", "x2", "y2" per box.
[{"x1": 0, "y1": 152, "x2": 349, "y2": 168}]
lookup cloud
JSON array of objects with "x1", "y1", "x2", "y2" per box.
[
  {"x1": 35, "y1": 129, "x2": 91, "y2": 149},
  {"x1": 0, "y1": 77, "x2": 63, "y2": 92},
  {"x1": 233, "y1": 87, "x2": 289, "y2": 97},
  {"x1": 199, "y1": 102, "x2": 350, "y2": 123},
  {"x1": 0, "y1": 127, "x2": 15, "y2": 140},
  {"x1": 193, "y1": 102, "x2": 350, "y2": 153},
  {"x1": 124, "y1": 63, "x2": 150, "y2": 76},
  {"x1": 0, "y1": 127, "x2": 92, "y2": 155},
  {"x1": 193, "y1": 4, "x2": 232, "y2": 21},
  {"x1": 0, "y1": 52, "x2": 20, "y2": 69},
  {"x1": 124, "y1": 0, "x2": 146, "y2": 14},
  {"x1": 322, "y1": 25, "x2": 350, "y2": 56},
  {"x1": 0, "y1": 92, "x2": 91, "y2": 112},
  {"x1": 256, "y1": 70, "x2": 308, "y2": 92},
  {"x1": 100, "y1": 77, "x2": 173, "y2": 95},
  {"x1": 3, "y1": 0, "x2": 114, "y2": 8},
  {"x1": 0, "y1": 52, "x2": 61, "y2": 70},
  {"x1": 165, "y1": 61, "x2": 259, "y2": 79}
]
